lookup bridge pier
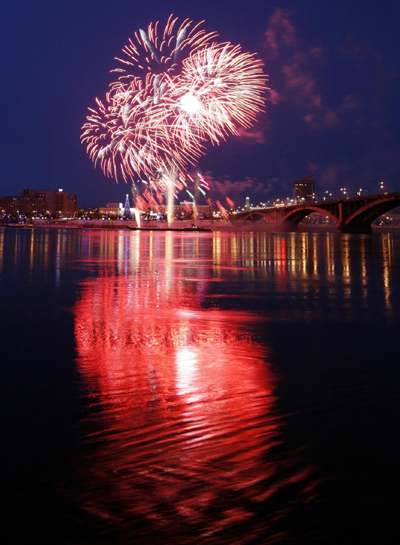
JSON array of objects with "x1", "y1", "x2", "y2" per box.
[
  {"x1": 278, "y1": 221, "x2": 298, "y2": 232},
  {"x1": 337, "y1": 223, "x2": 372, "y2": 234}
]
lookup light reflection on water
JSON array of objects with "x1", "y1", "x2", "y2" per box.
[
  {"x1": 68, "y1": 229, "x2": 395, "y2": 542},
  {"x1": 73, "y1": 257, "x2": 312, "y2": 543},
  {"x1": 1, "y1": 228, "x2": 400, "y2": 543}
]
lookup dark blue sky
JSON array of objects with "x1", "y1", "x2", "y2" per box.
[{"x1": 1, "y1": 0, "x2": 399, "y2": 207}]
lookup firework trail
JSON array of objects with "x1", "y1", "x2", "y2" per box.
[
  {"x1": 216, "y1": 200, "x2": 229, "y2": 220},
  {"x1": 81, "y1": 15, "x2": 267, "y2": 213}
]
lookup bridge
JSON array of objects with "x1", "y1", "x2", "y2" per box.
[{"x1": 231, "y1": 192, "x2": 400, "y2": 233}]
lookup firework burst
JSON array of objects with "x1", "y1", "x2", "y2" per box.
[
  {"x1": 165, "y1": 42, "x2": 266, "y2": 144},
  {"x1": 81, "y1": 16, "x2": 217, "y2": 183},
  {"x1": 81, "y1": 15, "x2": 267, "y2": 209}
]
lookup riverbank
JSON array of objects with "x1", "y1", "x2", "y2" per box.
[{"x1": 2, "y1": 219, "x2": 399, "y2": 233}]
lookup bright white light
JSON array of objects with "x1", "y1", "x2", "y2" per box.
[
  {"x1": 180, "y1": 93, "x2": 201, "y2": 114},
  {"x1": 176, "y1": 347, "x2": 198, "y2": 398}
]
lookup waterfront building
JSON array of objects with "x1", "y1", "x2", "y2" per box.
[
  {"x1": 98, "y1": 202, "x2": 123, "y2": 218},
  {"x1": 0, "y1": 196, "x2": 20, "y2": 215},
  {"x1": 0, "y1": 188, "x2": 77, "y2": 216},
  {"x1": 293, "y1": 176, "x2": 316, "y2": 203}
]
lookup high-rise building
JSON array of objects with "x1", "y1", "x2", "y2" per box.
[
  {"x1": 245, "y1": 196, "x2": 251, "y2": 211},
  {"x1": 0, "y1": 188, "x2": 77, "y2": 216},
  {"x1": 293, "y1": 176, "x2": 316, "y2": 203},
  {"x1": 47, "y1": 189, "x2": 76, "y2": 216}
]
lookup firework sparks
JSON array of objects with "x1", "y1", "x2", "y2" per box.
[
  {"x1": 165, "y1": 43, "x2": 266, "y2": 144},
  {"x1": 81, "y1": 15, "x2": 267, "y2": 212},
  {"x1": 81, "y1": 16, "x2": 217, "y2": 184}
]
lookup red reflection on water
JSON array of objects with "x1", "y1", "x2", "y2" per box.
[{"x1": 72, "y1": 239, "x2": 314, "y2": 542}]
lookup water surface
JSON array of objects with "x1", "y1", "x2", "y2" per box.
[{"x1": 1, "y1": 228, "x2": 400, "y2": 544}]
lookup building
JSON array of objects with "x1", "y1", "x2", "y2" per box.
[
  {"x1": 48, "y1": 189, "x2": 76, "y2": 216},
  {"x1": 244, "y1": 196, "x2": 251, "y2": 211},
  {"x1": 0, "y1": 188, "x2": 77, "y2": 217},
  {"x1": 98, "y1": 202, "x2": 123, "y2": 217},
  {"x1": 0, "y1": 196, "x2": 20, "y2": 216},
  {"x1": 293, "y1": 176, "x2": 316, "y2": 203}
]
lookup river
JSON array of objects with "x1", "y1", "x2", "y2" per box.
[{"x1": 1, "y1": 228, "x2": 399, "y2": 544}]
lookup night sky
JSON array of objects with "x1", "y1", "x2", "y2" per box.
[{"x1": 1, "y1": 0, "x2": 399, "y2": 208}]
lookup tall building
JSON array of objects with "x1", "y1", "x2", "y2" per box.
[
  {"x1": 45, "y1": 189, "x2": 76, "y2": 216},
  {"x1": 0, "y1": 188, "x2": 77, "y2": 216},
  {"x1": 245, "y1": 196, "x2": 251, "y2": 211},
  {"x1": 293, "y1": 176, "x2": 316, "y2": 203}
]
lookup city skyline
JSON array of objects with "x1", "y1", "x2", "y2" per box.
[{"x1": 1, "y1": 1, "x2": 399, "y2": 208}]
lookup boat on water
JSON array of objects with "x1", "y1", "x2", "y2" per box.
[{"x1": 128, "y1": 225, "x2": 212, "y2": 232}]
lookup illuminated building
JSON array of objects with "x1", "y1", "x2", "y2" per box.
[
  {"x1": 293, "y1": 176, "x2": 316, "y2": 203},
  {"x1": 0, "y1": 188, "x2": 77, "y2": 216},
  {"x1": 98, "y1": 202, "x2": 123, "y2": 217},
  {"x1": 0, "y1": 196, "x2": 20, "y2": 215}
]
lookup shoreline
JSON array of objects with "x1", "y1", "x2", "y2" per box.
[{"x1": 2, "y1": 220, "x2": 400, "y2": 234}]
